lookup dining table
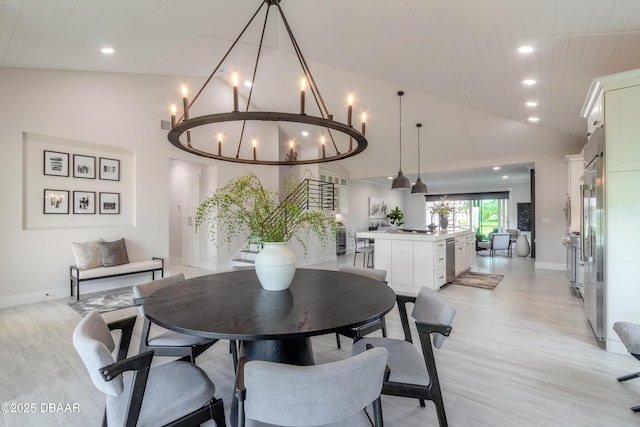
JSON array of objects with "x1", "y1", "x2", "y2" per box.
[{"x1": 143, "y1": 268, "x2": 397, "y2": 366}]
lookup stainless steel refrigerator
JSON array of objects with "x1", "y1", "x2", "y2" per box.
[{"x1": 581, "y1": 126, "x2": 605, "y2": 342}]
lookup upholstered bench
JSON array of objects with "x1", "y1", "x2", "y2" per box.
[{"x1": 70, "y1": 238, "x2": 164, "y2": 301}]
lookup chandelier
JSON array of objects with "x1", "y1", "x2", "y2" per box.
[{"x1": 167, "y1": 0, "x2": 368, "y2": 165}]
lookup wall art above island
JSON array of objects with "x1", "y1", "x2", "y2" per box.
[{"x1": 369, "y1": 197, "x2": 388, "y2": 219}]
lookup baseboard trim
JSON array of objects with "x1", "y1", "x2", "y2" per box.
[{"x1": 0, "y1": 287, "x2": 68, "y2": 309}]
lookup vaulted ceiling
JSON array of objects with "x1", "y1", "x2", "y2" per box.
[{"x1": 2, "y1": 0, "x2": 639, "y2": 186}]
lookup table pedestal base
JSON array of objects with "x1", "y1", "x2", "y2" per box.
[{"x1": 240, "y1": 337, "x2": 315, "y2": 366}]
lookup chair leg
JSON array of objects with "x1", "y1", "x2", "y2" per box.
[
  {"x1": 335, "y1": 333, "x2": 342, "y2": 349},
  {"x1": 433, "y1": 393, "x2": 449, "y2": 427},
  {"x1": 419, "y1": 398, "x2": 425, "y2": 407},
  {"x1": 618, "y1": 371, "x2": 640, "y2": 382},
  {"x1": 210, "y1": 397, "x2": 227, "y2": 427}
]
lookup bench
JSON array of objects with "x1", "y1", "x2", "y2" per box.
[{"x1": 70, "y1": 257, "x2": 164, "y2": 301}]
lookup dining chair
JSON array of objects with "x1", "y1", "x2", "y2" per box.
[
  {"x1": 235, "y1": 346, "x2": 389, "y2": 427},
  {"x1": 133, "y1": 273, "x2": 234, "y2": 365},
  {"x1": 334, "y1": 265, "x2": 388, "y2": 349},
  {"x1": 73, "y1": 310, "x2": 226, "y2": 427},
  {"x1": 352, "y1": 287, "x2": 456, "y2": 427},
  {"x1": 613, "y1": 321, "x2": 640, "y2": 412},
  {"x1": 354, "y1": 235, "x2": 375, "y2": 268}
]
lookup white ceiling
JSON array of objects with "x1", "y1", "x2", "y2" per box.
[{"x1": 2, "y1": 0, "x2": 639, "y2": 186}]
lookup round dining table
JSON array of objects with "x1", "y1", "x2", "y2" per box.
[{"x1": 143, "y1": 268, "x2": 396, "y2": 366}]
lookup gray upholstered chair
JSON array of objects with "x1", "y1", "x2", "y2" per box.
[
  {"x1": 354, "y1": 236, "x2": 374, "y2": 268},
  {"x1": 133, "y1": 273, "x2": 227, "y2": 364},
  {"x1": 334, "y1": 265, "x2": 388, "y2": 349},
  {"x1": 477, "y1": 232, "x2": 511, "y2": 257},
  {"x1": 235, "y1": 346, "x2": 389, "y2": 427},
  {"x1": 352, "y1": 287, "x2": 456, "y2": 427},
  {"x1": 613, "y1": 321, "x2": 640, "y2": 412},
  {"x1": 73, "y1": 311, "x2": 226, "y2": 427}
]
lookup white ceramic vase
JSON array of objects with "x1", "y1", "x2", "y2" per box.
[
  {"x1": 515, "y1": 234, "x2": 530, "y2": 257},
  {"x1": 254, "y1": 242, "x2": 297, "y2": 291}
]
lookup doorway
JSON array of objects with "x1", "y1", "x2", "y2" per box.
[{"x1": 169, "y1": 160, "x2": 205, "y2": 268}]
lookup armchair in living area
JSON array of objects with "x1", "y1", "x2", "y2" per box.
[{"x1": 476, "y1": 232, "x2": 512, "y2": 257}]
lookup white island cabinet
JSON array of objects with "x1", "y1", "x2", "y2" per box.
[{"x1": 356, "y1": 229, "x2": 474, "y2": 295}]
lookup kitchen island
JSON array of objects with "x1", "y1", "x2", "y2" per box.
[{"x1": 356, "y1": 229, "x2": 475, "y2": 295}]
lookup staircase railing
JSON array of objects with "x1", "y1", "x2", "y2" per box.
[{"x1": 265, "y1": 179, "x2": 335, "y2": 236}]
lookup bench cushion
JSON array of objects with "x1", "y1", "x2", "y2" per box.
[{"x1": 76, "y1": 260, "x2": 162, "y2": 280}]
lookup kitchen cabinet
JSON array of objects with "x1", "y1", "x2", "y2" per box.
[
  {"x1": 357, "y1": 230, "x2": 473, "y2": 295},
  {"x1": 565, "y1": 154, "x2": 583, "y2": 233}
]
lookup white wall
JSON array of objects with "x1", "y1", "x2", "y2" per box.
[{"x1": 344, "y1": 180, "x2": 404, "y2": 231}]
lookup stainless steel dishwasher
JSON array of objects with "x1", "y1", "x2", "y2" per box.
[{"x1": 446, "y1": 238, "x2": 456, "y2": 283}]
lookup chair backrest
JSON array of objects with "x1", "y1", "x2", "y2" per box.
[
  {"x1": 73, "y1": 311, "x2": 123, "y2": 396},
  {"x1": 243, "y1": 347, "x2": 388, "y2": 426},
  {"x1": 338, "y1": 265, "x2": 387, "y2": 282},
  {"x1": 132, "y1": 272, "x2": 185, "y2": 316},
  {"x1": 506, "y1": 228, "x2": 519, "y2": 239},
  {"x1": 411, "y1": 287, "x2": 456, "y2": 349},
  {"x1": 491, "y1": 233, "x2": 511, "y2": 251}
]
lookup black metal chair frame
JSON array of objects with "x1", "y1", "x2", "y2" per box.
[
  {"x1": 384, "y1": 294, "x2": 452, "y2": 427},
  {"x1": 617, "y1": 352, "x2": 640, "y2": 412},
  {"x1": 99, "y1": 315, "x2": 226, "y2": 427}
]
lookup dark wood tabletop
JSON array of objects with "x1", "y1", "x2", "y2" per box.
[{"x1": 144, "y1": 268, "x2": 396, "y2": 342}]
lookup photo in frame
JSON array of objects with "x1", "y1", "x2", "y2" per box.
[
  {"x1": 73, "y1": 154, "x2": 96, "y2": 179},
  {"x1": 99, "y1": 192, "x2": 120, "y2": 214},
  {"x1": 369, "y1": 197, "x2": 389, "y2": 219},
  {"x1": 73, "y1": 191, "x2": 96, "y2": 214},
  {"x1": 99, "y1": 157, "x2": 120, "y2": 181},
  {"x1": 43, "y1": 151, "x2": 69, "y2": 177},
  {"x1": 44, "y1": 189, "x2": 69, "y2": 214}
]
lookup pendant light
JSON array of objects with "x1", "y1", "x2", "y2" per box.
[
  {"x1": 411, "y1": 123, "x2": 428, "y2": 194},
  {"x1": 392, "y1": 91, "x2": 410, "y2": 189}
]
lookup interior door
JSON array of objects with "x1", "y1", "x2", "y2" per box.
[{"x1": 181, "y1": 169, "x2": 201, "y2": 267}]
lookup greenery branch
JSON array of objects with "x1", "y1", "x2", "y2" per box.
[
  {"x1": 195, "y1": 171, "x2": 337, "y2": 255},
  {"x1": 430, "y1": 195, "x2": 458, "y2": 217}
]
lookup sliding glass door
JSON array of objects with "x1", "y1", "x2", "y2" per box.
[{"x1": 426, "y1": 192, "x2": 508, "y2": 237}]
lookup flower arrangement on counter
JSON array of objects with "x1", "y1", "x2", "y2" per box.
[{"x1": 430, "y1": 196, "x2": 458, "y2": 218}]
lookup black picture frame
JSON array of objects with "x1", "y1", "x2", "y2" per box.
[
  {"x1": 44, "y1": 189, "x2": 69, "y2": 214},
  {"x1": 517, "y1": 202, "x2": 532, "y2": 231},
  {"x1": 99, "y1": 157, "x2": 120, "y2": 181},
  {"x1": 99, "y1": 192, "x2": 120, "y2": 214},
  {"x1": 73, "y1": 191, "x2": 96, "y2": 214},
  {"x1": 73, "y1": 155, "x2": 96, "y2": 179},
  {"x1": 43, "y1": 151, "x2": 69, "y2": 177}
]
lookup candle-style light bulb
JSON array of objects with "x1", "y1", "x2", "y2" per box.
[
  {"x1": 252, "y1": 138, "x2": 257, "y2": 161},
  {"x1": 170, "y1": 104, "x2": 177, "y2": 127},
  {"x1": 347, "y1": 94, "x2": 353, "y2": 126},
  {"x1": 217, "y1": 133, "x2": 222, "y2": 156},
  {"x1": 232, "y1": 73, "x2": 239, "y2": 112},
  {"x1": 361, "y1": 112, "x2": 367, "y2": 135},
  {"x1": 300, "y1": 78, "x2": 306, "y2": 115},
  {"x1": 181, "y1": 85, "x2": 189, "y2": 120},
  {"x1": 321, "y1": 136, "x2": 326, "y2": 158}
]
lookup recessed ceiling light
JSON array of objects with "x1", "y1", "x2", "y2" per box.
[
  {"x1": 526, "y1": 101, "x2": 538, "y2": 107},
  {"x1": 387, "y1": 176, "x2": 393, "y2": 180},
  {"x1": 502, "y1": 175, "x2": 509, "y2": 179},
  {"x1": 101, "y1": 47, "x2": 114, "y2": 54},
  {"x1": 523, "y1": 79, "x2": 536, "y2": 86},
  {"x1": 493, "y1": 166, "x2": 500, "y2": 170},
  {"x1": 518, "y1": 46, "x2": 534, "y2": 54},
  {"x1": 528, "y1": 117, "x2": 539, "y2": 122},
  {"x1": 244, "y1": 80, "x2": 252, "y2": 88},
  {"x1": 301, "y1": 131, "x2": 309, "y2": 137}
]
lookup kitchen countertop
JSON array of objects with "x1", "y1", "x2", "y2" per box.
[{"x1": 357, "y1": 228, "x2": 473, "y2": 242}]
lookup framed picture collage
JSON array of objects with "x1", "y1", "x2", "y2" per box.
[{"x1": 43, "y1": 150, "x2": 121, "y2": 215}]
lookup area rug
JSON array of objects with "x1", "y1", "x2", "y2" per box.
[
  {"x1": 451, "y1": 271, "x2": 503, "y2": 290},
  {"x1": 69, "y1": 290, "x2": 135, "y2": 316}
]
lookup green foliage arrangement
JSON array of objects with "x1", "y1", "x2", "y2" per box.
[
  {"x1": 387, "y1": 206, "x2": 405, "y2": 226},
  {"x1": 430, "y1": 196, "x2": 458, "y2": 218},
  {"x1": 195, "y1": 171, "x2": 337, "y2": 254}
]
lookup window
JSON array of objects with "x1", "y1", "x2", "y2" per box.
[{"x1": 426, "y1": 192, "x2": 509, "y2": 237}]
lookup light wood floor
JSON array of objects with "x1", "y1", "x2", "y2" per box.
[{"x1": 1, "y1": 254, "x2": 640, "y2": 426}]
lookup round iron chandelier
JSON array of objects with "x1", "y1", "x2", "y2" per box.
[{"x1": 167, "y1": 0, "x2": 368, "y2": 165}]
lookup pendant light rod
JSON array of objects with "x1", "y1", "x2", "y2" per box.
[
  {"x1": 411, "y1": 122, "x2": 428, "y2": 194},
  {"x1": 392, "y1": 90, "x2": 411, "y2": 189}
]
